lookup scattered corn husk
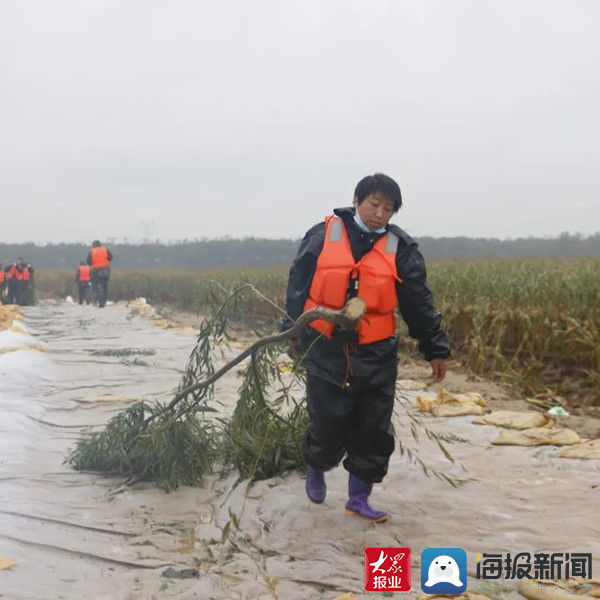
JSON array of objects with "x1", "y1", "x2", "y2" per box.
[
  {"x1": 473, "y1": 410, "x2": 554, "y2": 430},
  {"x1": 519, "y1": 578, "x2": 600, "y2": 600},
  {"x1": 0, "y1": 556, "x2": 17, "y2": 570},
  {"x1": 557, "y1": 439, "x2": 600, "y2": 460},
  {"x1": 492, "y1": 427, "x2": 582, "y2": 446},
  {"x1": 416, "y1": 389, "x2": 487, "y2": 417},
  {"x1": 77, "y1": 394, "x2": 138, "y2": 404},
  {"x1": 0, "y1": 344, "x2": 49, "y2": 355}
]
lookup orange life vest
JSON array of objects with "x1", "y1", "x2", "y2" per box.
[
  {"x1": 0, "y1": 270, "x2": 4, "y2": 283},
  {"x1": 78, "y1": 265, "x2": 91, "y2": 281},
  {"x1": 8, "y1": 266, "x2": 16, "y2": 279},
  {"x1": 14, "y1": 267, "x2": 30, "y2": 281},
  {"x1": 303, "y1": 215, "x2": 402, "y2": 345},
  {"x1": 91, "y1": 246, "x2": 109, "y2": 268}
]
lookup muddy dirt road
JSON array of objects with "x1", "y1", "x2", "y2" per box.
[{"x1": 1, "y1": 301, "x2": 598, "y2": 599}]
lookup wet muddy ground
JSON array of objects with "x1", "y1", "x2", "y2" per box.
[{"x1": 1, "y1": 301, "x2": 598, "y2": 599}]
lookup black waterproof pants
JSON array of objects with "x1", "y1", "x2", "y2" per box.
[
  {"x1": 14, "y1": 281, "x2": 28, "y2": 306},
  {"x1": 7, "y1": 281, "x2": 16, "y2": 304},
  {"x1": 303, "y1": 372, "x2": 396, "y2": 484},
  {"x1": 78, "y1": 281, "x2": 91, "y2": 304},
  {"x1": 92, "y1": 274, "x2": 109, "y2": 308}
]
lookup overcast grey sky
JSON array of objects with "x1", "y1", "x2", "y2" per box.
[{"x1": 2, "y1": 0, "x2": 599, "y2": 243}]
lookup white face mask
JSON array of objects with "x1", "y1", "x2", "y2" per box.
[{"x1": 353, "y1": 210, "x2": 386, "y2": 234}]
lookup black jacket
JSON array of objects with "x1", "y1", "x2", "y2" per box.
[{"x1": 281, "y1": 207, "x2": 450, "y2": 387}]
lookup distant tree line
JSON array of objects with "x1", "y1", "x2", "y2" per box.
[
  {"x1": 415, "y1": 232, "x2": 600, "y2": 260},
  {"x1": 2, "y1": 232, "x2": 599, "y2": 269}
]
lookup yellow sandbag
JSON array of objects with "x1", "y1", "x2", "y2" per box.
[
  {"x1": 126, "y1": 298, "x2": 178, "y2": 329},
  {"x1": 572, "y1": 578, "x2": 600, "y2": 598},
  {"x1": 0, "y1": 556, "x2": 17, "y2": 570},
  {"x1": 559, "y1": 578, "x2": 600, "y2": 598},
  {"x1": 416, "y1": 389, "x2": 486, "y2": 417},
  {"x1": 557, "y1": 439, "x2": 600, "y2": 460},
  {"x1": 334, "y1": 594, "x2": 357, "y2": 600},
  {"x1": 519, "y1": 579, "x2": 600, "y2": 600},
  {"x1": 6, "y1": 304, "x2": 24, "y2": 320},
  {"x1": 0, "y1": 304, "x2": 25, "y2": 330},
  {"x1": 126, "y1": 298, "x2": 157, "y2": 319},
  {"x1": 473, "y1": 410, "x2": 553, "y2": 430},
  {"x1": 0, "y1": 306, "x2": 14, "y2": 330},
  {"x1": 492, "y1": 427, "x2": 582, "y2": 446}
]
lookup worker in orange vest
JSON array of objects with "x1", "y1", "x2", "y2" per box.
[
  {"x1": 75, "y1": 260, "x2": 92, "y2": 305},
  {"x1": 281, "y1": 173, "x2": 450, "y2": 522},
  {"x1": 0, "y1": 264, "x2": 5, "y2": 301},
  {"x1": 12, "y1": 257, "x2": 31, "y2": 306},
  {"x1": 5, "y1": 261, "x2": 16, "y2": 304},
  {"x1": 86, "y1": 240, "x2": 113, "y2": 308}
]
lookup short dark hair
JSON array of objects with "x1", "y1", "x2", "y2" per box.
[
  {"x1": 354, "y1": 173, "x2": 402, "y2": 212},
  {"x1": 92, "y1": 240, "x2": 101, "y2": 247}
]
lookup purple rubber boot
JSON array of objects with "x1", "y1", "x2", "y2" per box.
[
  {"x1": 305, "y1": 467, "x2": 326, "y2": 504},
  {"x1": 345, "y1": 474, "x2": 388, "y2": 522}
]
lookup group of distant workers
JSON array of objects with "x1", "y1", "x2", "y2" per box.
[
  {"x1": 1, "y1": 241, "x2": 113, "y2": 308},
  {"x1": 75, "y1": 240, "x2": 114, "y2": 307},
  {"x1": 0, "y1": 257, "x2": 35, "y2": 305}
]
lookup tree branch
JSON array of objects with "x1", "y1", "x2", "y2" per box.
[{"x1": 137, "y1": 298, "x2": 366, "y2": 431}]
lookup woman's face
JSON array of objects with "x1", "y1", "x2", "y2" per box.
[{"x1": 354, "y1": 192, "x2": 395, "y2": 231}]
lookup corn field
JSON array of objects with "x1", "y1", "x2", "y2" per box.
[{"x1": 36, "y1": 259, "x2": 600, "y2": 406}]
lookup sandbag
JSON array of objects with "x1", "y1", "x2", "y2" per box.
[
  {"x1": 557, "y1": 439, "x2": 600, "y2": 460},
  {"x1": 416, "y1": 389, "x2": 487, "y2": 417},
  {"x1": 0, "y1": 304, "x2": 23, "y2": 330},
  {"x1": 492, "y1": 427, "x2": 582, "y2": 446},
  {"x1": 473, "y1": 410, "x2": 553, "y2": 430}
]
